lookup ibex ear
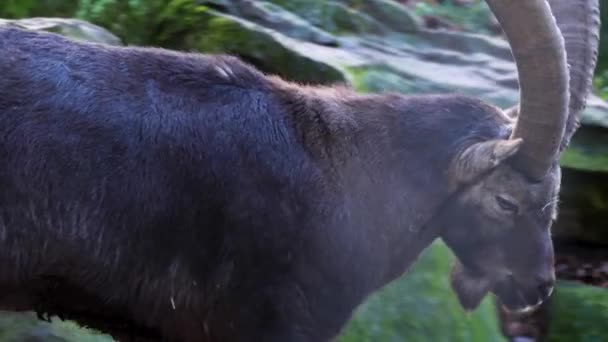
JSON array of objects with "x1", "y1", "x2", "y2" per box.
[{"x1": 448, "y1": 138, "x2": 523, "y2": 187}]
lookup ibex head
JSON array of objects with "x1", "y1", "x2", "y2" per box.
[{"x1": 438, "y1": 0, "x2": 600, "y2": 313}]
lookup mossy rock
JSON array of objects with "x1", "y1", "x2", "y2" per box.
[
  {"x1": 0, "y1": 17, "x2": 121, "y2": 45},
  {"x1": 267, "y1": 0, "x2": 388, "y2": 36},
  {"x1": 152, "y1": 2, "x2": 346, "y2": 85},
  {"x1": 338, "y1": 0, "x2": 421, "y2": 33},
  {"x1": 0, "y1": 311, "x2": 111, "y2": 342},
  {"x1": 232, "y1": 1, "x2": 339, "y2": 46},
  {"x1": 545, "y1": 281, "x2": 608, "y2": 342},
  {"x1": 267, "y1": 0, "x2": 420, "y2": 36},
  {"x1": 338, "y1": 241, "x2": 506, "y2": 342},
  {"x1": 344, "y1": 64, "x2": 451, "y2": 94}
]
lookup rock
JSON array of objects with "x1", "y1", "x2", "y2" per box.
[
  {"x1": 335, "y1": 0, "x2": 421, "y2": 33},
  {"x1": 228, "y1": 1, "x2": 339, "y2": 46},
  {"x1": 265, "y1": 0, "x2": 391, "y2": 36},
  {"x1": 423, "y1": 15, "x2": 461, "y2": 31},
  {"x1": 0, "y1": 18, "x2": 122, "y2": 46},
  {"x1": 338, "y1": 241, "x2": 506, "y2": 342},
  {"x1": 147, "y1": 2, "x2": 347, "y2": 85}
]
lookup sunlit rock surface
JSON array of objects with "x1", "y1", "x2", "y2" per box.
[{"x1": 0, "y1": 17, "x2": 122, "y2": 46}]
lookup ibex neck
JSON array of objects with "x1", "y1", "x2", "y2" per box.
[
  {"x1": 277, "y1": 85, "x2": 457, "y2": 281},
  {"x1": 275, "y1": 80, "x2": 510, "y2": 282}
]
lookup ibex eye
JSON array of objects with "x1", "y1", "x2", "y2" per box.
[{"x1": 496, "y1": 195, "x2": 518, "y2": 214}]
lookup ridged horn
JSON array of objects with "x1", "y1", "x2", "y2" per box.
[
  {"x1": 547, "y1": 0, "x2": 601, "y2": 153},
  {"x1": 485, "y1": 0, "x2": 569, "y2": 181}
]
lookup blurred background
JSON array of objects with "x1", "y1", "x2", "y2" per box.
[{"x1": 0, "y1": 0, "x2": 607, "y2": 341}]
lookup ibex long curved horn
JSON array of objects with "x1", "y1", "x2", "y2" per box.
[
  {"x1": 548, "y1": 0, "x2": 601, "y2": 153},
  {"x1": 486, "y1": 0, "x2": 570, "y2": 181}
]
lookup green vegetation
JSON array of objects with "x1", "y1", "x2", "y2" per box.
[
  {"x1": 560, "y1": 127, "x2": 608, "y2": 173},
  {"x1": 546, "y1": 281, "x2": 608, "y2": 342},
  {"x1": 593, "y1": 70, "x2": 608, "y2": 101},
  {"x1": 0, "y1": 0, "x2": 182, "y2": 45},
  {"x1": 339, "y1": 242, "x2": 506, "y2": 342},
  {"x1": 0, "y1": 0, "x2": 78, "y2": 18},
  {"x1": 344, "y1": 65, "x2": 448, "y2": 94},
  {"x1": 75, "y1": 0, "x2": 169, "y2": 45},
  {"x1": 0, "y1": 311, "x2": 111, "y2": 342}
]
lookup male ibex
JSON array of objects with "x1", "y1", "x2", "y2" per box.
[{"x1": 0, "y1": 0, "x2": 600, "y2": 341}]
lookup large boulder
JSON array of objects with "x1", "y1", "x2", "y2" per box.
[{"x1": 0, "y1": 17, "x2": 122, "y2": 46}]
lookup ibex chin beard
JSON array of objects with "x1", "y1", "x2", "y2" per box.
[
  {"x1": 450, "y1": 260, "x2": 554, "y2": 314},
  {"x1": 450, "y1": 260, "x2": 492, "y2": 311}
]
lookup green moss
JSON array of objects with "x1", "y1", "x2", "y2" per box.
[
  {"x1": 111, "y1": 1, "x2": 345, "y2": 85},
  {"x1": 0, "y1": 311, "x2": 111, "y2": 342},
  {"x1": 191, "y1": 11, "x2": 345, "y2": 85},
  {"x1": 546, "y1": 281, "x2": 608, "y2": 342},
  {"x1": 345, "y1": 65, "x2": 409, "y2": 93},
  {"x1": 561, "y1": 150, "x2": 608, "y2": 173},
  {"x1": 74, "y1": 0, "x2": 168, "y2": 44},
  {"x1": 338, "y1": 241, "x2": 506, "y2": 342},
  {"x1": 344, "y1": 65, "x2": 448, "y2": 95},
  {"x1": 154, "y1": 0, "x2": 210, "y2": 47},
  {"x1": 0, "y1": 0, "x2": 79, "y2": 18}
]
